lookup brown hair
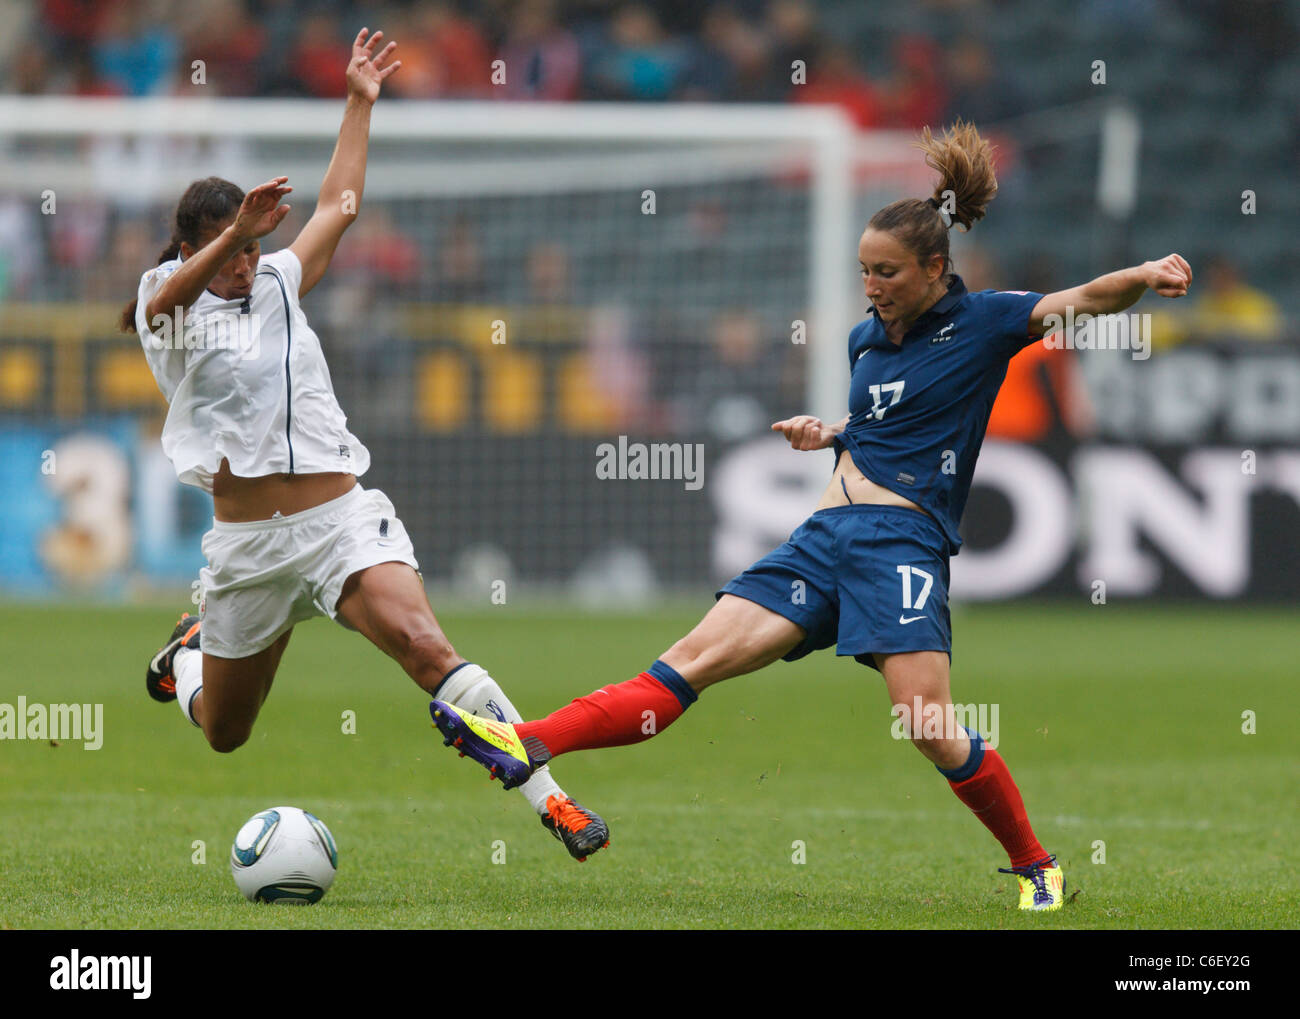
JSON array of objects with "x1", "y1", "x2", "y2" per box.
[
  {"x1": 118, "y1": 177, "x2": 245, "y2": 332},
  {"x1": 867, "y1": 120, "x2": 998, "y2": 279}
]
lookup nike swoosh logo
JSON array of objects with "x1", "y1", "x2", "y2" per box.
[
  {"x1": 377, "y1": 541, "x2": 394, "y2": 547},
  {"x1": 899, "y1": 614, "x2": 926, "y2": 624},
  {"x1": 856, "y1": 350, "x2": 869, "y2": 362}
]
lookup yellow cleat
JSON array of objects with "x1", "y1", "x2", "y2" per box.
[
  {"x1": 429, "y1": 700, "x2": 539, "y2": 789},
  {"x1": 999, "y1": 856, "x2": 1066, "y2": 911}
]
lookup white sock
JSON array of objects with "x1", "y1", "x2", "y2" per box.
[
  {"x1": 436, "y1": 662, "x2": 565, "y2": 814},
  {"x1": 174, "y1": 646, "x2": 203, "y2": 728}
]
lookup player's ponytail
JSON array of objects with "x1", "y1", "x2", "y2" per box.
[
  {"x1": 867, "y1": 119, "x2": 998, "y2": 281},
  {"x1": 118, "y1": 177, "x2": 246, "y2": 333}
]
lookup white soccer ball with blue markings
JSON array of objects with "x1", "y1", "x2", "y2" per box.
[{"x1": 230, "y1": 806, "x2": 338, "y2": 904}]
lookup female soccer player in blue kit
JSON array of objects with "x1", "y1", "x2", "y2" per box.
[{"x1": 432, "y1": 121, "x2": 1193, "y2": 909}]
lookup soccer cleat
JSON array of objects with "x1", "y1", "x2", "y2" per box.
[
  {"x1": 429, "y1": 700, "x2": 545, "y2": 790},
  {"x1": 998, "y1": 855, "x2": 1066, "y2": 911},
  {"x1": 541, "y1": 794, "x2": 610, "y2": 862},
  {"x1": 146, "y1": 612, "x2": 201, "y2": 703}
]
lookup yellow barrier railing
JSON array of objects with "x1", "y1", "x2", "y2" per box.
[{"x1": 0, "y1": 301, "x2": 623, "y2": 430}]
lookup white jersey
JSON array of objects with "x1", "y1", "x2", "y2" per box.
[{"x1": 136, "y1": 248, "x2": 370, "y2": 492}]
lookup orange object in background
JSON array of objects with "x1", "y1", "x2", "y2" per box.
[{"x1": 987, "y1": 339, "x2": 1093, "y2": 441}]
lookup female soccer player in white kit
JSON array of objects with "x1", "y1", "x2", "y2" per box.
[{"x1": 121, "y1": 27, "x2": 608, "y2": 861}]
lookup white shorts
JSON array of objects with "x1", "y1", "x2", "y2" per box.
[{"x1": 198, "y1": 484, "x2": 420, "y2": 659}]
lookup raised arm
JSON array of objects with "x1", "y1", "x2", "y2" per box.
[
  {"x1": 289, "y1": 27, "x2": 401, "y2": 300},
  {"x1": 1029, "y1": 253, "x2": 1193, "y2": 337}
]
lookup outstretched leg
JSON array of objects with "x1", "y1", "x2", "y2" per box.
[
  {"x1": 432, "y1": 593, "x2": 804, "y2": 784},
  {"x1": 335, "y1": 560, "x2": 608, "y2": 859},
  {"x1": 514, "y1": 594, "x2": 804, "y2": 758}
]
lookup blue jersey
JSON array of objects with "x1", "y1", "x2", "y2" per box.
[{"x1": 832, "y1": 275, "x2": 1043, "y2": 554}]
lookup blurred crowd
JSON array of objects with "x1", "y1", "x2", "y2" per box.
[
  {"x1": 4, "y1": 1, "x2": 1294, "y2": 119},
  {"x1": 0, "y1": 0, "x2": 1295, "y2": 443},
  {"x1": 1, "y1": 0, "x2": 949, "y2": 129}
]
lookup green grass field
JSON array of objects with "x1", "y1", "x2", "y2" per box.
[{"x1": 1, "y1": 600, "x2": 1295, "y2": 929}]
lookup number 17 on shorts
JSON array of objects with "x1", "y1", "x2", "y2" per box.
[{"x1": 896, "y1": 565, "x2": 934, "y2": 625}]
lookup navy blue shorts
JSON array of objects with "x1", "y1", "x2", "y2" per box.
[{"x1": 717, "y1": 505, "x2": 952, "y2": 670}]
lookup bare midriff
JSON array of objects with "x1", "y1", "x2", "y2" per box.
[
  {"x1": 212, "y1": 459, "x2": 356, "y2": 522},
  {"x1": 814, "y1": 447, "x2": 930, "y2": 516}
]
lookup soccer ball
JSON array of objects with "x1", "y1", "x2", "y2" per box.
[{"x1": 230, "y1": 806, "x2": 338, "y2": 904}]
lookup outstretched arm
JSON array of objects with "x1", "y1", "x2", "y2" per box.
[
  {"x1": 290, "y1": 27, "x2": 401, "y2": 299},
  {"x1": 1029, "y1": 253, "x2": 1192, "y2": 337}
]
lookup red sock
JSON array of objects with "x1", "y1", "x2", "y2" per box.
[
  {"x1": 517, "y1": 665, "x2": 695, "y2": 758},
  {"x1": 948, "y1": 747, "x2": 1049, "y2": 868}
]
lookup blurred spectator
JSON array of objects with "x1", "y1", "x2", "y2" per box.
[
  {"x1": 38, "y1": 0, "x2": 127, "y2": 62},
  {"x1": 0, "y1": 1, "x2": 36, "y2": 76},
  {"x1": 321, "y1": 280, "x2": 412, "y2": 424},
  {"x1": 7, "y1": 39, "x2": 54, "y2": 94},
  {"x1": 523, "y1": 241, "x2": 583, "y2": 351},
  {"x1": 0, "y1": 194, "x2": 45, "y2": 299},
  {"x1": 92, "y1": 0, "x2": 179, "y2": 97},
  {"x1": 687, "y1": 4, "x2": 781, "y2": 102},
  {"x1": 433, "y1": 217, "x2": 487, "y2": 301},
  {"x1": 683, "y1": 5, "x2": 741, "y2": 101},
  {"x1": 329, "y1": 204, "x2": 423, "y2": 296},
  {"x1": 1019, "y1": 249, "x2": 1066, "y2": 297},
  {"x1": 1076, "y1": 0, "x2": 1159, "y2": 32},
  {"x1": 1194, "y1": 0, "x2": 1296, "y2": 88},
  {"x1": 255, "y1": 0, "x2": 312, "y2": 96},
  {"x1": 83, "y1": 217, "x2": 152, "y2": 300},
  {"x1": 180, "y1": 0, "x2": 266, "y2": 97},
  {"x1": 69, "y1": 48, "x2": 120, "y2": 96},
  {"x1": 668, "y1": 309, "x2": 794, "y2": 442},
  {"x1": 1187, "y1": 254, "x2": 1283, "y2": 342},
  {"x1": 496, "y1": 0, "x2": 581, "y2": 101},
  {"x1": 766, "y1": 0, "x2": 818, "y2": 75},
  {"x1": 792, "y1": 41, "x2": 884, "y2": 128},
  {"x1": 389, "y1": 2, "x2": 493, "y2": 99},
  {"x1": 288, "y1": 10, "x2": 350, "y2": 99},
  {"x1": 884, "y1": 35, "x2": 947, "y2": 129},
  {"x1": 584, "y1": 303, "x2": 651, "y2": 428},
  {"x1": 526, "y1": 241, "x2": 572, "y2": 303},
  {"x1": 48, "y1": 196, "x2": 111, "y2": 273},
  {"x1": 950, "y1": 240, "x2": 999, "y2": 290},
  {"x1": 589, "y1": 4, "x2": 691, "y2": 101},
  {"x1": 942, "y1": 38, "x2": 1023, "y2": 125}
]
